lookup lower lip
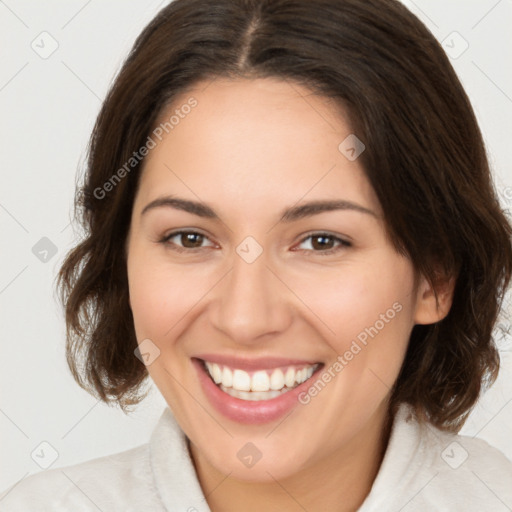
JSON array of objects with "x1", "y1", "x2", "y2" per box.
[{"x1": 192, "y1": 358, "x2": 322, "y2": 424}]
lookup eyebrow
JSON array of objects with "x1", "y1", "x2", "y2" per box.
[{"x1": 140, "y1": 196, "x2": 377, "y2": 222}]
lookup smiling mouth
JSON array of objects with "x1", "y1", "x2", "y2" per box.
[{"x1": 199, "y1": 359, "x2": 323, "y2": 401}]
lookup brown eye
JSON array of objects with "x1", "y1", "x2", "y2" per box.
[
  {"x1": 160, "y1": 230, "x2": 215, "y2": 251},
  {"x1": 295, "y1": 233, "x2": 352, "y2": 255},
  {"x1": 311, "y1": 235, "x2": 335, "y2": 250},
  {"x1": 180, "y1": 232, "x2": 205, "y2": 248}
]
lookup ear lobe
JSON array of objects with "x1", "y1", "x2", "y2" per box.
[{"x1": 414, "y1": 272, "x2": 456, "y2": 325}]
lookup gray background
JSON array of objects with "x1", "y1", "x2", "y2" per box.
[{"x1": 1, "y1": 0, "x2": 511, "y2": 493}]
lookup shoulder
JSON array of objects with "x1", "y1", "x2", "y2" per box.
[
  {"x1": 0, "y1": 443, "x2": 165, "y2": 511},
  {"x1": 380, "y1": 406, "x2": 512, "y2": 511},
  {"x1": 414, "y1": 426, "x2": 512, "y2": 509}
]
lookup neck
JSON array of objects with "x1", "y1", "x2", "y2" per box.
[{"x1": 189, "y1": 401, "x2": 393, "y2": 512}]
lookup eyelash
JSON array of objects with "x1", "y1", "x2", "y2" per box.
[{"x1": 158, "y1": 230, "x2": 352, "y2": 255}]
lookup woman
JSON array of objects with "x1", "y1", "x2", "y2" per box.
[{"x1": 2, "y1": 0, "x2": 511, "y2": 510}]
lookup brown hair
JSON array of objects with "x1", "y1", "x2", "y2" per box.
[{"x1": 56, "y1": 0, "x2": 512, "y2": 431}]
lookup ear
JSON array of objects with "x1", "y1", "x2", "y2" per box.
[{"x1": 414, "y1": 271, "x2": 456, "y2": 325}]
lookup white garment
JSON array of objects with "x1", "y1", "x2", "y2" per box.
[{"x1": 1, "y1": 404, "x2": 511, "y2": 511}]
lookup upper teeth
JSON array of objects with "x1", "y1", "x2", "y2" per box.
[{"x1": 204, "y1": 362, "x2": 318, "y2": 392}]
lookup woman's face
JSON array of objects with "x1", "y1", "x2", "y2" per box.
[{"x1": 126, "y1": 77, "x2": 435, "y2": 481}]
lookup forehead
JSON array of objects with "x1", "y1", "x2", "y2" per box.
[{"x1": 134, "y1": 77, "x2": 381, "y2": 219}]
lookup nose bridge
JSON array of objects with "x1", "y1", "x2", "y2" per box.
[{"x1": 210, "y1": 247, "x2": 291, "y2": 343}]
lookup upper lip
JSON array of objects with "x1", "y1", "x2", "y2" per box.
[{"x1": 193, "y1": 354, "x2": 322, "y2": 371}]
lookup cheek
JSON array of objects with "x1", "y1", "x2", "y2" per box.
[
  {"x1": 289, "y1": 254, "x2": 415, "y2": 394},
  {"x1": 292, "y1": 264, "x2": 415, "y2": 426},
  {"x1": 291, "y1": 259, "x2": 413, "y2": 343},
  {"x1": 127, "y1": 248, "x2": 216, "y2": 339},
  {"x1": 129, "y1": 274, "x2": 184, "y2": 338},
  {"x1": 127, "y1": 245, "x2": 172, "y2": 338},
  {"x1": 344, "y1": 264, "x2": 414, "y2": 387}
]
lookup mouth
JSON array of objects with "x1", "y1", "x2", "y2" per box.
[
  {"x1": 191, "y1": 354, "x2": 325, "y2": 423},
  {"x1": 192, "y1": 354, "x2": 326, "y2": 423},
  {"x1": 200, "y1": 359, "x2": 321, "y2": 401}
]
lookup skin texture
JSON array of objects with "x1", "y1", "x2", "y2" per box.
[{"x1": 125, "y1": 77, "x2": 454, "y2": 512}]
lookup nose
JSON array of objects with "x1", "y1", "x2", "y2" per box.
[{"x1": 209, "y1": 249, "x2": 293, "y2": 345}]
